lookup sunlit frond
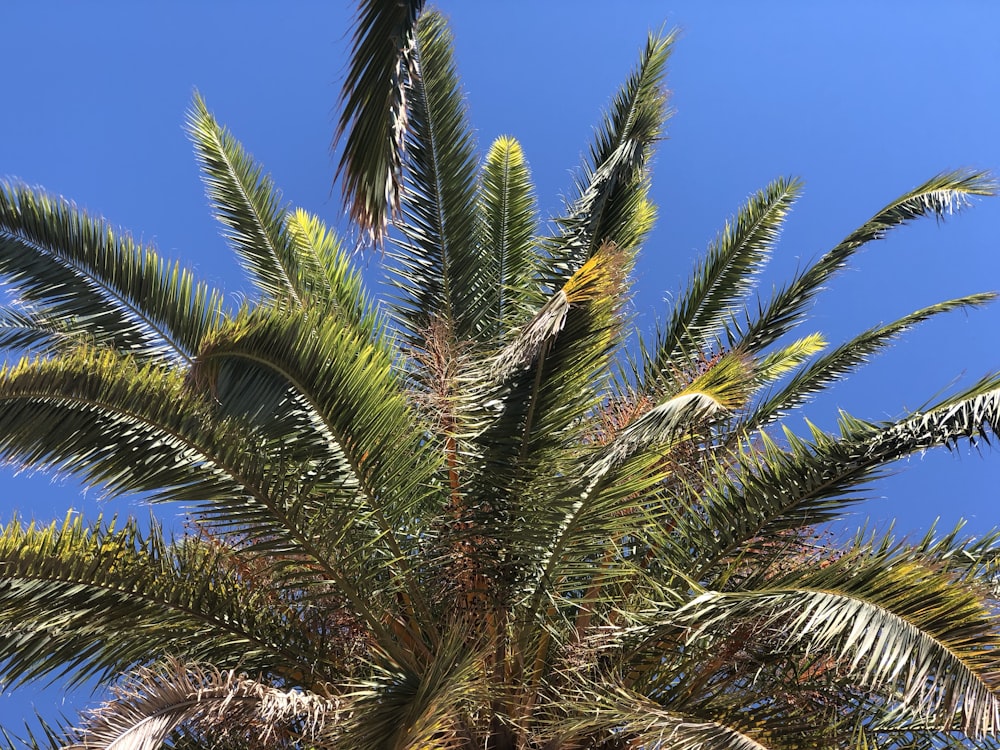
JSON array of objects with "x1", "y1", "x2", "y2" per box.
[
  {"x1": 643, "y1": 177, "x2": 802, "y2": 396},
  {"x1": 67, "y1": 659, "x2": 336, "y2": 750},
  {"x1": 0, "y1": 181, "x2": 223, "y2": 363},
  {"x1": 542, "y1": 30, "x2": 675, "y2": 287},
  {"x1": 187, "y1": 95, "x2": 323, "y2": 307},
  {"x1": 478, "y1": 136, "x2": 542, "y2": 339},
  {"x1": 681, "y1": 551, "x2": 1000, "y2": 737},
  {"x1": 735, "y1": 170, "x2": 996, "y2": 352},
  {"x1": 678, "y1": 379, "x2": 1000, "y2": 581},
  {"x1": 747, "y1": 293, "x2": 996, "y2": 428},
  {"x1": 0, "y1": 516, "x2": 322, "y2": 688}
]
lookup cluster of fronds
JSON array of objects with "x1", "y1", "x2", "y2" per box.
[{"x1": 0, "y1": 3, "x2": 998, "y2": 750}]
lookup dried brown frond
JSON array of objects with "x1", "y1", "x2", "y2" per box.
[{"x1": 68, "y1": 659, "x2": 339, "y2": 750}]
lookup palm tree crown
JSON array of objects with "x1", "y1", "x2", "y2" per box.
[{"x1": 1, "y1": 5, "x2": 999, "y2": 749}]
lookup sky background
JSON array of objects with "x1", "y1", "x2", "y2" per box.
[{"x1": 1, "y1": 0, "x2": 999, "y2": 730}]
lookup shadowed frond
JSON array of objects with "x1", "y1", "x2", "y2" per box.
[
  {"x1": 335, "y1": 0, "x2": 425, "y2": 241},
  {"x1": 553, "y1": 682, "x2": 778, "y2": 750},
  {"x1": 0, "y1": 306, "x2": 73, "y2": 354},
  {"x1": 194, "y1": 307, "x2": 438, "y2": 527},
  {"x1": 479, "y1": 244, "x2": 628, "y2": 504},
  {"x1": 0, "y1": 345, "x2": 414, "y2": 649},
  {"x1": 341, "y1": 637, "x2": 485, "y2": 750}
]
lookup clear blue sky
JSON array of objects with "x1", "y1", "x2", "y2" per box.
[{"x1": 1, "y1": 0, "x2": 998, "y2": 729}]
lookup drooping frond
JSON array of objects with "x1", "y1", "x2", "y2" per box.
[
  {"x1": 194, "y1": 307, "x2": 439, "y2": 529},
  {"x1": 0, "y1": 345, "x2": 411, "y2": 648},
  {"x1": 0, "y1": 346, "x2": 256, "y2": 499},
  {"x1": 0, "y1": 516, "x2": 326, "y2": 688},
  {"x1": 390, "y1": 10, "x2": 482, "y2": 346},
  {"x1": 478, "y1": 135, "x2": 541, "y2": 339},
  {"x1": 680, "y1": 550, "x2": 1000, "y2": 737},
  {"x1": 542, "y1": 30, "x2": 675, "y2": 286},
  {"x1": 0, "y1": 182, "x2": 223, "y2": 363},
  {"x1": 747, "y1": 293, "x2": 997, "y2": 428},
  {"x1": 67, "y1": 659, "x2": 336, "y2": 750},
  {"x1": 334, "y1": 0, "x2": 425, "y2": 241},
  {"x1": 735, "y1": 170, "x2": 996, "y2": 353},
  {"x1": 641, "y1": 177, "x2": 802, "y2": 396},
  {"x1": 192, "y1": 306, "x2": 440, "y2": 637}
]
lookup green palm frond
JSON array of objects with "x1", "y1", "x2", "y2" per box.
[
  {"x1": 642, "y1": 177, "x2": 802, "y2": 397},
  {"x1": 735, "y1": 170, "x2": 996, "y2": 353},
  {"x1": 753, "y1": 332, "x2": 827, "y2": 386},
  {"x1": 478, "y1": 135, "x2": 542, "y2": 339},
  {"x1": 390, "y1": 10, "x2": 482, "y2": 346},
  {"x1": 0, "y1": 346, "x2": 254, "y2": 498},
  {"x1": 194, "y1": 306, "x2": 438, "y2": 528},
  {"x1": 543, "y1": 30, "x2": 674, "y2": 287},
  {"x1": 478, "y1": 244, "x2": 628, "y2": 497},
  {"x1": 0, "y1": 713, "x2": 69, "y2": 750},
  {"x1": 0, "y1": 181, "x2": 223, "y2": 362},
  {"x1": 747, "y1": 293, "x2": 997, "y2": 428},
  {"x1": 517, "y1": 355, "x2": 753, "y2": 623},
  {"x1": 679, "y1": 379, "x2": 1000, "y2": 582},
  {"x1": 334, "y1": 0, "x2": 425, "y2": 241},
  {"x1": 0, "y1": 515, "x2": 324, "y2": 687},
  {"x1": 285, "y1": 207, "x2": 382, "y2": 336},
  {"x1": 188, "y1": 94, "x2": 323, "y2": 307},
  {"x1": 0, "y1": 346, "x2": 407, "y2": 644}
]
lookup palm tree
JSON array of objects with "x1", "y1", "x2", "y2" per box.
[{"x1": 0, "y1": 5, "x2": 999, "y2": 749}]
